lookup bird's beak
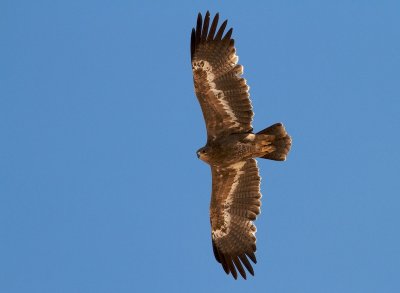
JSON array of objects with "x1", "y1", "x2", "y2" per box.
[{"x1": 197, "y1": 152, "x2": 200, "y2": 158}]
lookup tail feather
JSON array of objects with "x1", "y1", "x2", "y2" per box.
[{"x1": 257, "y1": 123, "x2": 291, "y2": 161}]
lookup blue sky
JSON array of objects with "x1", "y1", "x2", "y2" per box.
[{"x1": 1, "y1": 1, "x2": 399, "y2": 292}]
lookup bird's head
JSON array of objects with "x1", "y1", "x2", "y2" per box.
[{"x1": 196, "y1": 146, "x2": 210, "y2": 163}]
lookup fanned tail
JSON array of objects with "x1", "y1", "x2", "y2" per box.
[{"x1": 256, "y1": 123, "x2": 292, "y2": 161}]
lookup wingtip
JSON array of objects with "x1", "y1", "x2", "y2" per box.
[
  {"x1": 246, "y1": 251, "x2": 257, "y2": 264},
  {"x1": 223, "y1": 27, "x2": 233, "y2": 40},
  {"x1": 239, "y1": 254, "x2": 254, "y2": 276},
  {"x1": 215, "y1": 19, "x2": 228, "y2": 40},
  {"x1": 230, "y1": 268, "x2": 238, "y2": 280},
  {"x1": 222, "y1": 262, "x2": 230, "y2": 275},
  {"x1": 196, "y1": 12, "x2": 202, "y2": 28},
  {"x1": 232, "y1": 256, "x2": 247, "y2": 279}
]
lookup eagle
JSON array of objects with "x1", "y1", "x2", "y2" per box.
[{"x1": 190, "y1": 12, "x2": 292, "y2": 279}]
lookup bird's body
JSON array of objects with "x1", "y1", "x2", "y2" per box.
[
  {"x1": 197, "y1": 133, "x2": 277, "y2": 166},
  {"x1": 191, "y1": 11, "x2": 292, "y2": 279}
]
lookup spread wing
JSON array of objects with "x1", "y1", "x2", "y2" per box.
[
  {"x1": 210, "y1": 159, "x2": 261, "y2": 279},
  {"x1": 191, "y1": 12, "x2": 254, "y2": 141}
]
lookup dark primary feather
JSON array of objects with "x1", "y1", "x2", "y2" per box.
[
  {"x1": 195, "y1": 13, "x2": 202, "y2": 45},
  {"x1": 215, "y1": 19, "x2": 228, "y2": 41},
  {"x1": 201, "y1": 11, "x2": 210, "y2": 40},
  {"x1": 207, "y1": 13, "x2": 219, "y2": 41},
  {"x1": 223, "y1": 28, "x2": 233, "y2": 40}
]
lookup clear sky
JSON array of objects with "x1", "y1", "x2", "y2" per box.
[{"x1": 1, "y1": 1, "x2": 399, "y2": 292}]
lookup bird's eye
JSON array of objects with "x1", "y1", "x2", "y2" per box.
[{"x1": 202, "y1": 150, "x2": 206, "y2": 153}]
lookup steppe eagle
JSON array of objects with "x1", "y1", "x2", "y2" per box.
[{"x1": 191, "y1": 11, "x2": 292, "y2": 279}]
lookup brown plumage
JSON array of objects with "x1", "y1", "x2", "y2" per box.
[{"x1": 191, "y1": 11, "x2": 292, "y2": 279}]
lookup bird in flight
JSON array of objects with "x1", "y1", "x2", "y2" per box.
[{"x1": 190, "y1": 11, "x2": 292, "y2": 279}]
